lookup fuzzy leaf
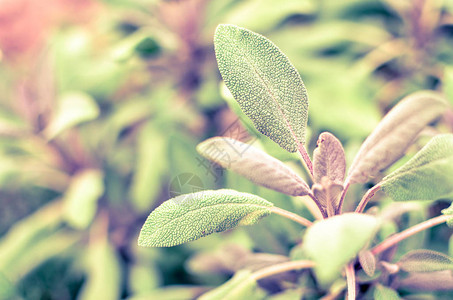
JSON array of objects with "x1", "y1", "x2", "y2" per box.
[
  {"x1": 303, "y1": 213, "x2": 379, "y2": 285},
  {"x1": 198, "y1": 270, "x2": 258, "y2": 300},
  {"x1": 358, "y1": 250, "x2": 376, "y2": 277},
  {"x1": 138, "y1": 190, "x2": 273, "y2": 247},
  {"x1": 197, "y1": 137, "x2": 310, "y2": 196},
  {"x1": 214, "y1": 24, "x2": 308, "y2": 152},
  {"x1": 381, "y1": 134, "x2": 453, "y2": 201},
  {"x1": 313, "y1": 132, "x2": 346, "y2": 184},
  {"x1": 312, "y1": 177, "x2": 343, "y2": 217},
  {"x1": 398, "y1": 271, "x2": 453, "y2": 291},
  {"x1": 374, "y1": 284, "x2": 401, "y2": 300},
  {"x1": 347, "y1": 91, "x2": 448, "y2": 184},
  {"x1": 398, "y1": 250, "x2": 453, "y2": 273}
]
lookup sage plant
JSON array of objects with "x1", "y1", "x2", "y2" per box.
[{"x1": 138, "y1": 24, "x2": 453, "y2": 299}]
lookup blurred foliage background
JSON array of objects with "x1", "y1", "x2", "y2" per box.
[{"x1": 1, "y1": 0, "x2": 453, "y2": 299}]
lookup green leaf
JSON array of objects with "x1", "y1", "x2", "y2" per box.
[
  {"x1": 381, "y1": 134, "x2": 453, "y2": 201},
  {"x1": 44, "y1": 91, "x2": 100, "y2": 139},
  {"x1": 197, "y1": 137, "x2": 310, "y2": 196},
  {"x1": 63, "y1": 169, "x2": 104, "y2": 229},
  {"x1": 398, "y1": 250, "x2": 453, "y2": 273},
  {"x1": 198, "y1": 270, "x2": 259, "y2": 300},
  {"x1": 302, "y1": 213, "x2": 379, "y2": 285},
  {"x1": 214, "y1": 24, "x2": 309, "y2": 153},
  {"x1": 313, "y1": 132, "x2": 346, "y2": 184},
  {"x1": 138, "y1": 190, "x2": 273, "y2": 247},
  {"x1": 374, "y1": 284, "x2": 401, "y2": 300},
  {"x1": 347, "y1": 91, "x2": 448, "y2": 184}
]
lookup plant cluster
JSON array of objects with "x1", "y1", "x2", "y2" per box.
[{"x1": 139, "y1": 24, "x2": 453, "y2": 299}]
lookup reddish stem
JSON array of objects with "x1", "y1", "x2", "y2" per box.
[
  {"x1": 355, "y1": 185, "x2": 381, "y2": 213},
  {"x1": 270, "y1": 206, "x2": 313, "y2": 227},
  {"x1": 336, "y1": 181, "x2": 350, "y2": 214},
  {"x1": 251, "y1": 260, "x2": 315, "y2": 281},
  {"x1": 309, "y1": 193, "x2": 328, "y2": 219},
  {"x1": 345, "y1": 263, "x2": 356, "y2": 300},
  {"x1": 298, "y1": 144, "x2": 313, "y2": 178},
  {"x1": 371, "y1": 214, "x2": 452, "y2": 255}
]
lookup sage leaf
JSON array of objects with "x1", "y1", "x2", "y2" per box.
[
  {"x1": 347, "y1": 91, "x2": 448, "y2": 184},
  {"x1": 358, "y1": 250, "x2": 376, "y2": 277},
  {"x1": 138, "y1": 190, "x2": 273, "y2": 247},
  {"x1": 214, "y1": 24, "x2": 309, "y2": 152},
  {"x1": 398, "y1": 271, "x2": 453, "y2": 291},
  {"x1": 398, "y1": 250, "x2": 453, "y2": 273},
  {"x1": 199, "y1": 270, "x2": 258, "y2": 300},
  {"x1": 303, "y1": 213, "x2": 379, "y2": 285},
  {"x1": 312, "y1": 177, "x2": 343, "y2": 216},
  {"x1": 313, "y1": 132, "x2": 346, "y2": 184},
  {"x1": 197, "y1": 137, "x2": 310, "y2": 196},
  {"x1": 381, "y1": 134, "x2": 453, "y2": 201}
]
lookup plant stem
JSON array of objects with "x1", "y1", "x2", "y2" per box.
[
  {"x1": 270, "y1": 206, "x2": 313, "y2": 227},
  {"x1": 371, "y1": 214, "x2": 452, "y2": 255},
  {"x1": 345, "y1": 263, "x2": 356, "y2": 300},
  {"x1": 336, "y1": 181, "x2": 350, "y2": 214},
  {"x1": 298, "y1": 144, "x2": 314, "y2": 179},
  {"x1": 251, "y1": 260, "x2": 315, "y2": 281},
  {"x1": 355, "y1": 184, "x2": 381, "y2": 213}
]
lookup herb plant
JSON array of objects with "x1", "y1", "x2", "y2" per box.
[{"x1": 138, "y1": 24, "x2": 453, "y2": 299}]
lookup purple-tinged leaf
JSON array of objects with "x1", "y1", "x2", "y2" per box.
[
  {"x1": 347, "y1": 91, "x2": 448, "y2": 184},
  {"x1": 313, "y1": 132, "x2": 346, "y2": 184},
  {"x1": 398, "y1": 270, "x2": 453, "y2": 291},
  {"x1": 312, "y1": 177, "x2": 343, "y2": 217},
  {"x1": 358, "y1": 250, "x2": 376, "y2": 277},
  {"x1": 398, "y1": 249, "x2": 453, "y2": 273},
  {"x1": 197, "y1": 137, "x2": 310, "y2": 196}
]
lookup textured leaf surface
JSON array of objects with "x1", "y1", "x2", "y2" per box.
[
  {"x1": 313, "y1": 132, "x2": 346, "y2": 184},
  {"x1": 138, "y1": 190, "x2": 273, "y2": 247},
  {"x1": 199, "y1": 270, "x2": 258, "y2": 300},
  {"x1": 358, "y1": 250, "x2": 376, "y2": 277},
  {"x1": 381, "y1": 134, "x2": 453, "y2": 201},
  {"x1": 197, "y1": 137, "x2": 310, "y2": 196},
  {"x1": 347, "y1": 91, "x2": 447, "y2": 184},
  {"x1": 214, "y1": 24, "x2": 308, "y2": 152},
  {"x1": 312, "y1": 177, "x2": 343, "y2": 216},
  {"x1": 303, "y1": 213, "x2": 379, "y2": 285},
  {"x1": 398, "y1": 250, "x2": 453, "y2": 273}
]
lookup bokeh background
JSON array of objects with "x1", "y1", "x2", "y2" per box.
[{"x1": 1, "y1": 0, "x2": 453, "y2": 299}]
